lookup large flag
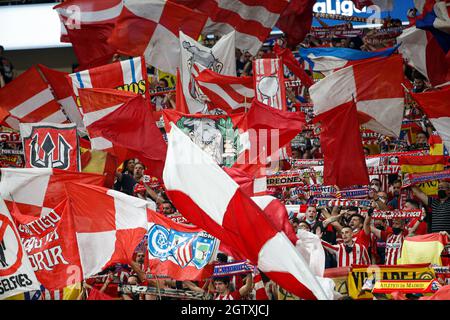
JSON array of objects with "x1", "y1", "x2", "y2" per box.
[
  {"x1": 0, "y1": 198, "x2": 41, "y2": 300},
  {"x1": 0, "y1": 168, "x2": 105, "y2": 218},
  {"x1": 19, "y1": 123, "x2": 80, "y2": 172},
  {"x1": 194, "y1": 67, "x2": 254, "y2": 113},
  {"x1": 315, "y1": 100, "x2": 369, "y2": 188},
  {"x1": 67, "y1": 56, "x2": 147, "y2": 112},
  {"x1": 63, "y1": 183, "x2": 148, "y2": 278},
  {"x1": 180, "y1": 31, "x2": 236, "y2": 114},
  {"x1": 146, "y1": 210, "x2": 219, "y2": 280},
  {"x1": 53, "y1": 0, "x2": 122, "y2": 70},
  {"x1": 78, "y1": 88, "x2": 137, "y2": 155},
  {"x1": 163, "y1": 124, "x2": 331, "y2": 300},
  {"x1": 108, "y1": 0, "x2": 207, "y2": 74},
  {"x1": 275, "y1": 0, "x2": 316, "y2": 47},
  {"x1": 397, "y1": 26, "x2": 450, "y2": 87},
  {"x1": 309, "y1": 55, "x2": 405, "y2": 137},
  {"x1": 53, "y1": 0, "x2": 123, "y2": 43},
  {"x1": 299, "y1": 46, "x2": 399, "y2": 74},
  {"x1": 163, "y1": 100, "x2": 305, "y2": 173},
  {"x1": 411, "y1": 85, "x2": 450, "y2": 151},
  {"x1": 11, "y1": 200, "x2": 82, "y2": 290},
  {"x1": 79, "y1": 89, "x2": 167, "y2": 180},
  {"x1": 253, "y1": 58, "x2": 287, "y2": 111},
  {"x1": 398, "y1": 233, "x2": 448, "y2": 265},
  {"x1": 0, "y1": 67, "x2": 68, "y2": 130},
  {"x1": 171, "y1": 0, "x2": 289, "y2": 55},
  {"x1": 37, "y1": 65, "x2": 84, "y2": 131}
]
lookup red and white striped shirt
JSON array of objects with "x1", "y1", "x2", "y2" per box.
[
  {"x1": 381, "y1": 230, "x2": 408, "y2": 265},
  {"x1": 214, "y1": 291, "x2": 241, "y2": 300},
  {"x1": 322, "y1": 241, "x2": 370, "y2": 267}
]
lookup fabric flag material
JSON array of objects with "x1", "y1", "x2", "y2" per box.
[
  {"x1": 419, "y1": 285, "x2": 450, "y2": 300},
  {"x1": 180, "y1": 31, "x2": 236, "y2": 114},
  {"x1": 79, "y1": 88, "x2": 167, "y2": 180},
  {"x1": 397, "y1": 26, "x2": 450, "y2": 87},
  {"x1": 400, "y1": 155, "x2": 446, "y2": 196},
  {"x1": 163, "y1": 124, "x2": 331, "y2": 300},
  {"x1": 87, "y1": 287, "x2": 114, "y2": 300},
  {"x1": 19, "y1": 123, "x2": 80, "y2": 172},
  {"x1": 411, "y1": 85, "x2": 450, "y2": 152},
  {"x1": 309, "y1": 55, "x2": 405, "y2": 137},
  {"x1": 253, "y1": 58, "x2": 287, "y2": 111},
  {"x1": 194, "y1": 67, "x2": 254, "y2": 113},
  {"x1": 0, "y1": 168, "x2": 105, "y2": 218},
  {"x1": 63, "y1": 183, "x2": 148, "y2": 278},
  {"x1": 78, "y1": 88, "x2": 137, "y2": 155},
  {"x1": 54, "y1": 0, "x2": 121, "y2": 70},
  {"x1": 11, "y1": 200, "x2": 82, "y2": 290},
  {"x1": 146, "y1": 210, "x2": 219, "y2": 280},
  {"x1": 299, "y1": 46, "x2": 399, "y2": 74},
  {"x1": 53, "y1": 0, "x2": 123, "y2": 43},
  {"x1": 275, "y1": 0, "x2": 315, "y2": 47},
  {"x1": 67, "y1": 56, "x2": 147, "y2": 112},
  {"x1": 0, "y1": 67, "x2": 68, "y2": 130},
  {"x1": 223, "y1": 167, "x2": 267, "y2": 198},
  {"x1": 315, "y1": 100, "x2": 369, "y2": 188},
  {"x1": 109, "y1": 0, "x2": 207, "y2": 74},
  {"x1": 171, "y1": 0, "x2": 289, "y2": 55},
  {"x1": 273, "y1": 44, "x2": 314, "y2": 88},
  {"x1": 175, "y1": 68, "x2": 189, "y2": 113},
  {"x1": 37, "y1": 65, "x2": 84, "y2": 131},
  {"x1": 0, "y1": 198, "x2": 41, "y2": 300},
  {"x1": 397, "y1": 233, "x2": 448, "y2": 265}
]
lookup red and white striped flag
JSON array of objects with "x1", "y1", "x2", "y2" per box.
[
  {"x1": 0, "y1": 67, "x2": 68, "y2": 130},
  {"x1": 194, "y1": 67, "x2": 254, "y2": 113},
  {"x1": 63, "y1": 182, "x2": 149, "y2": 278},
  {"x1": 37, "y1": 64, "x2": 85, "y2": 132},
  {"x1": 54, "y1": 0, "x2": 123, "y2": 43},
  {"x1": 67, "y1": 56, "x2": 147, "y2": 114},
  {"x1": 171, "y1": 0, "x2": 289, "y2": 55},
  {"x1": 108, "y1": 0, "x2": 207, "y2": 74},
  {"x1": 411, "y1": 85, "x2": 450, "y2": 152},
  {"x1": 0, "y1": 168, "x2": 105, "y2": 218},
  {"x1": 173, "y1": 237, "x2": 195, "y2": 268},
  {"x1": 310, "y1": 55, "x2": 405, "y2": 137},
  {"x1": 163, "y1": 124, "x2": 330, "y2": 300},
  {"x1": 253, "y1": 59, "x2": 287, "y2": 111}
]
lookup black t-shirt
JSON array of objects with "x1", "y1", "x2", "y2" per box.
[
  {"x1": 0, "y1": 57, "x2": 14, "y2": 83},
  {"x1": 114, "y1": 173, "x2": 137, "y2": 195},
  {"x1": 428, "y1": 197, "x2": 450, "y2": 234}
]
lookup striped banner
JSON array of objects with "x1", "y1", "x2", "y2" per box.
[
  {"x1": 402, "y1": 170, "x2": 450, "y2": 188},
  {"x1": 313, "y1": 198, "x2": 372, "y2": 208},
  {"x1": 367, "y1": 165, "x2": 401, "y2": 175},
  {"x1": 213, "y1": 261, "x2": 254, "y2": 277},
  {"x1": 365, "y1": 209, "x2": 423, "y2": 220}
]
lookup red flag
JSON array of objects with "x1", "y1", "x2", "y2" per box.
[
  {"x1": 194, "y1": 67, "x2": 254, "y2": 113},
  {"x1": 275, "y1": 0, "x2": 316, "y2": 47},
  {"x1": 420, "y1": 285, "x2": 450, "y2": 300},
  {"x1": 163, "y1": 125, "x2": 331, "y2": 299},
  {"x1": 87, "y1": 287, "x2": 114, "y2": 300},
  {"x1": 253, "y1": 58, "x2": 287, "y2": 111},
  {"x1": 146, "y1": 210, "x2": 218, "y2": 280},
  {"x1": 81, "y1": 90, "x2": 167, "y2": 180},
  {"x1": 175, "y1": 68, "x2": 189, "y2": 114},
  {"x1": 37, "y1": 64, "x2": 84, "y2": 130},
  {"x1": 0, "y1": 67, "x2": 67, "y2": 130},
  {"x1": 315, "y1": 100, "x2": 369, "y2": 188},
  {"x1": 273, "y1": 43, "x2": 314, "y2": 88},
  {"x1": 108, "y1": 0, "x2": 207, "y2": 74},
  {"x1": 66, "y1": 23, "x2": 117, "y2": 71}
]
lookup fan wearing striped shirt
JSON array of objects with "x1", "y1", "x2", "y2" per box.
[
  {"x1": 321, "y1": 226, "x2": 370, "y2": 267},
  {"x1": 370, "y1": 218, "x2": 409, "y2": 265}
]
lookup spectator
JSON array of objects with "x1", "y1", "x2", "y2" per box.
[
  {"x1": 387, "y1": 179, "x2": 402, "y2": 209},
  {"x1": 405, "y1": 199, "x2": 428, "y2": 236},
  {"x1": 114, "y1": 159, "x2": 136, "y2": 195},
  {"x1": 411, "y1": 181, "x2": 450, "y2": 234},
  {"x1": 0, "y1": 45, "x2": 14, "y2": 84},
  {"x1": 321, "y1": 226, "x2": 370, "y2": 267},
  {"x1": 212, "y1": 274, "x2": 253, "y2": 300},
  {"x1": 370, "y1": 218, "x2": 409, "y2": 265}
]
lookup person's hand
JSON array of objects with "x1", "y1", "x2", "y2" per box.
[{"x1": 439, "y1": 231, "x2": 449, "y2": 239}]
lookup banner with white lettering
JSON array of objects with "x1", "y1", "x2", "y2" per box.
[
  {"x1": 0, "y1": 199, "x2": 40, "y2": 300},
  {"x1": 11, "y1": 199, "x2": 82, "y2": 290}
]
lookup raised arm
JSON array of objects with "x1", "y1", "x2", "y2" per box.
[
  {"x1": 411, "y1": 186, "x2": 429, "y2": 206},
  {"x1": 239, "y1": 273, "x2": 253, "y2": 298}
]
